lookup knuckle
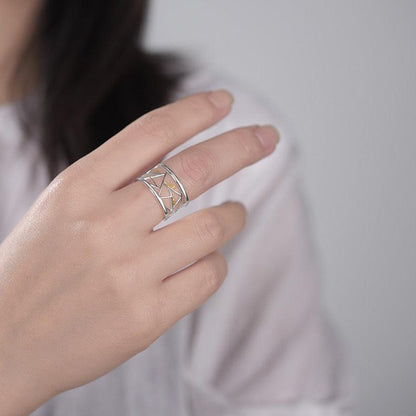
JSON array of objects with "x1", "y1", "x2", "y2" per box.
[
  {"x1": 195, "y1": 211, "x2": 225, "y2": 244},
  {"x1": 201, "y1": 255, "x2": 227, "y2": 292},
  {"x1": 212, "y1": 251, "x2": 228, "y2": 277},
  {"x1": 232, "y1": 127, "x2": 263, "y2": 159},
  {"x1": 87, "y1": 217, "x2": 107, "y2": 242},
  {"x1": 53, "y1": 164, "x2": 78, "y2": 184},
  {"x1": 50, "y1": 168, "x2": 78, "y2": 199},
  {"x1": 186, "y1": 94, "x2": 217, "y2": 122},
  {"x1": 238, "y1": 203, "x2": 248, "y2": 229},
  {"x1": 55, "y1": 159, "x2": 89, "y2": 189},
  {"x1": 70, "y1": 217, "x2": 104, "y2": 253},
  {"x1": 179, "y1": 146, "x2": 216, "y2": 187},
  {"x1": 136, "y1": 110, "x2": 177, "y2": 145},
  {"x1": 48, "y1": 167, "x2": 90, "y2": 216}
]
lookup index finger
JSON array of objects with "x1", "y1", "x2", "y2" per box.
[{"x1": 76, "y1": 89, "x2": 234, "y2": 190}]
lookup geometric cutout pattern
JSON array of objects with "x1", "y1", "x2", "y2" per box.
[{"x1": 136, "y1": 163, "x2": 189, "y2": 221}]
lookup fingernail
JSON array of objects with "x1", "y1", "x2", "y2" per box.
[
  {"x1": 220, "y1": 200, "x2": 246, "y2": 211},
  {"x1": 208, "y1": 89, "x2": 234, "y2": 110},
  {"x1": 254, "y1": 124, "x2": 280, "y2": 150}
]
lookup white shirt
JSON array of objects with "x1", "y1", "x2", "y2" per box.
[{"x1": 0, "y1": 63, "x2": 350, "y2": 415}]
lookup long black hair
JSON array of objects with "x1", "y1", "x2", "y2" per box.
[{"x1": 11, "y1": 0, "x2": 193, "y2": 180}]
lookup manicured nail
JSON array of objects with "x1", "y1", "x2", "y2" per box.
[
  {"x1": 208, "y1": 89, "x2": 234, "y2": 110},
  {"x1": 254, "y1": 124, "x2": 280, "y2": 150}
]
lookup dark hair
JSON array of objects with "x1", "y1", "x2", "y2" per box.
[{"x1": 11, "y1": 0, "x2": 193, "y2": 181}]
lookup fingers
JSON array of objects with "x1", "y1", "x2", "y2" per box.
[
  {"x1": 156, "y1": 251, "x2": 228, "y2": 331},
  {"x1": 117, "y1": 123, "x2": 279, "y2": 229},
  {"x1": 75, "y1": 90, "x2": 234, "y2": 190},
  {"x1": 147, "y1": 201, "x2": 246, "y2": 279}
]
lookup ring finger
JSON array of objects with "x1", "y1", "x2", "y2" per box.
[{"x1": 147, "y1": 201, "x2": 246, "y2": 280}]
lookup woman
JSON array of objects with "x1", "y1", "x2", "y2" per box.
[{"x1": 0, "y1": 1, "x2": 349, "y2": 415}]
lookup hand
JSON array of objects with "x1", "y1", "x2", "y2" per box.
[{"x1": 0, "y1": 90, "x2": 279, "y2": 415}]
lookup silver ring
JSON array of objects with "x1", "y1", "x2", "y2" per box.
[{"x1": 136, "y1": 163, "x2": 189, "y2": 220}]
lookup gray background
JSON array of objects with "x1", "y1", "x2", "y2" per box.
[{"x1": 145, "y1": 1, "x2": 416, "y2": 415}]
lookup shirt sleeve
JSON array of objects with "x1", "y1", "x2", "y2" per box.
[{"x1": 171, "y1": 70, "x2": 352, "y2": 415}]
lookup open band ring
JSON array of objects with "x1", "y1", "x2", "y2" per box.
[{"x1": 135, "y1": 163, "x2": 189, "y2": 221}]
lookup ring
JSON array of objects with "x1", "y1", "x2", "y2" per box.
[{"x1": 136, "y1": 163, "x2": 189, "y2": 220}]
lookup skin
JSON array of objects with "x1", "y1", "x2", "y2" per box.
[
  {"x1": 0, "y1": 90, "x2": 280, "y2": 415},
  {"x1": 0, "y1": 2, "x2": 280, "y2": 416}
]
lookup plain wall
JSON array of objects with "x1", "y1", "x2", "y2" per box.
[{"x1": 145, "y1": 1, "x2": 416, "y2": 415}]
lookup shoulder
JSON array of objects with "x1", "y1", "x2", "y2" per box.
[{"x1": 165, "y1": 62, "x2": 303, "y2": 215}]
